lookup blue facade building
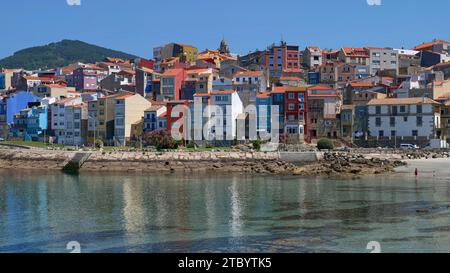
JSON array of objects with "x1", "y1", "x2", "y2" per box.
[
  {"x1": 11, "y1": 105, "x2": 48, "y2": 140},
  {"x1": 4, "y1": 91, "x2": 39, "y2": 124},
  {"x1": 308, "y1": 72, "x2": 320, "y2": 85},
  {"x1": 271, "y1": 90, "x2": 285, "y2": 134},
  {"x1": 0, "y1": 73, "x2": 5, "y2": 90},
  {"x1": 256, "y1": 93, "x2": 272, "y2": 134}
]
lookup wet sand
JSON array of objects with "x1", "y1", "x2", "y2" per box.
[{"x1": 396, "y1": 158, "x2": 450, "y2": 180}]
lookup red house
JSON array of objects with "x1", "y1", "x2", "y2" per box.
[
  {"x1": 283, "y1": 86, "x2": 309, "y2": 143},
  {"x1": 160, "y1": 69, "x2": 186, "y2": 100}
]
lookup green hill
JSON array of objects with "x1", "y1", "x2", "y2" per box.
[{"x1": 0, "y1": 39, "x2": 139, "y2": 70}]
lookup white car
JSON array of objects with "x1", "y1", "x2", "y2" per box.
[{"x1": 400, "y1": 144, "x2": 419, "y2": 150}]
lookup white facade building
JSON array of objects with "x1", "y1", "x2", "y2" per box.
[
  {"x1": 367, "y1": 98, "x2": 440, "y2": 138},
  {"x1": 51, "y1": 97, "x2": 82, "y2": 144},
  {"x1": 210, "y1": 90, "x2": 243, "y2": 140},
  {"x1": 63, "y1": 103, "x2": 88, "y2": 146}
]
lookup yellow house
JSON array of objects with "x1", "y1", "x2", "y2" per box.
[
  {"x1": 114, "y1": 93, "x2": 151, "y2": 146},
  {"x1": 87, "y1": 93, "x2": 123, "y2": 146}
]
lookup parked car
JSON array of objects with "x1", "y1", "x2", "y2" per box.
[
  {"x1": 400, "y1": 144, "x2": 419, "y2": 150},
  {"x1": 0, "y1": 137, "x2": 5, "y2": 141}
]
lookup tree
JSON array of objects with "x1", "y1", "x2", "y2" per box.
[{"x1": 143, "y1": 129, "x2": 179, "y2": 150}]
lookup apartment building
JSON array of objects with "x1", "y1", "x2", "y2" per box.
[
  {"x1": 50, "y1": 97, "x2": 82, "y2": 144},
  {"x1": 114, "y1": 93, "x2": 152, "y2": 146},
  {"x1": 367, "y1": 47, "x2": 399, "y2": 76},
  {"x1": 367, "y1": 98, "x2": 441, "y2": 140}
]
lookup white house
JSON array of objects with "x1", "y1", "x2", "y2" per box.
[
  {"x1": 367, "y1": 97, "x2": 441, "y2": 139},
  {"x1": 51, "y1": 97, "x2": 82, "y2": 144},
  {"x1": 210, "y1": 90, "x2": 243, "y2": 141},
  {"x1": 63, "y1": 103, "x2": 88, "y2": 146}
]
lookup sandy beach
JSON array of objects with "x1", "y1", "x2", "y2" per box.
[{"x1": 396, "y1": 158, "x2": 450, "y2": 179}]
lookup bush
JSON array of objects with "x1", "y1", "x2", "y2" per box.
[
  {"x1": 186, "y1": 142, "x2": 196, "y2": 149},
  {"x1": 252, "y1": 140, "x2": 262, "y2": 151},
  {"x1": 317, "y1": 139, "x2": 334, "y2": 150},
  {"x1": 143, "y1": 129, "x2": 179, "y2": 151},
  {"x1": 94, "y1": 139, "x2": 104, "y2": 149}
]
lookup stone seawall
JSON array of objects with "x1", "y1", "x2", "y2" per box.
[
  {"x1": 0, "y1": 148, "x2": 306, "y2": 173},
  {"x1": 0, "y1": 148, "x2": 412, "y2": 177},
  {"x1": 0, "y1": 149, "x2": 76, "y2": 171},
  {"x1": 82, "y1": 151, "x2": 284, "y2": 173}
]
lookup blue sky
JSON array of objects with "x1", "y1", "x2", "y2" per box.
[{"x1": 1, "y1": 0, "x2": 449, "y2": 59}]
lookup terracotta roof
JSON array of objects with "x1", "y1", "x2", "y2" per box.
[
  {"x1": 307, "y1": 46, "x2": 321, "y2": 51},
  {"x1": 115, "y1": 94, "x2": 135, "y2": 100},
  {"x1": 234, "y1": 71, "x2": 263, "y2": 77},
  {"x1": 280, "y1": 76, "x2": 302, "y2": 81},
  {"x1": 415, "y1": 40, "x2": 450, "y2": 50},
  {"x1": 186, "y1": 68, "x2": 210, "y2": 74},
  {"x1": 193, "y1": 93, "x2": 211, "y2": 97},
  {"x1": 272, "y1": 87, "x2": 286, "y2": 94},
  {"x1": 342, "y1": 47, "x2": 369, "y2": 58},
  {"x1": 256, "y1": 93, "x2": 271, "y2": 98},
  {"x1": 23, "y1": 76, "x2": 53, "y2": 81},
  {"x1": 349, "y1": 82, "x2": 376, "y2": 88},
  {"x1": 162, "y1": 68, "x2": 184, "y2": 77},
  {"x1": 55, "y1": 97, "x2": 77, "y2": 104},
  {"x1": 367, "y1": 97, "x2": 439, "y2": 106},
  {"x1": 117, "y1": 70, "x2": 136, "y2": 76},
  {"x1": 43, "y1": 84, "x2": 68, "y2": 88},
  {"x1": 308, "y1": 85, "x2": 335, "y2": 91}
]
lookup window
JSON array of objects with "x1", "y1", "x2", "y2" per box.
[
  {"x1": 288, "y1": 93, "x2": 295, "y2": 99},
  {"x1": 417, "y1": 105, "x2": 422, "y2": 114},
  {"x1": 390, "y1": 117, "x2": 395, "y2": 127},
  {"x1": 375, "y1": 117, "x2": 381, "y2": 127},
  {"x1": 288, "y1": 103, "x2": 295, "y2": 111},
  {"x1": 379, "y1": 130, "x2": 384, "y2": 137},
  {"x1": 412, "y1": 130, "x2": 418, "y2": 137},
  {"x1": 391, "y1": 131, "x2": 396, "y2": 137},
  {"x1": 400, "y1": 105, "x2": 406, "y2": 112},
  {"x1": 403, "y1": 116, "x2": 408, "y2": 122},
  {"x1": 417, "y1": 116, "x2": 423, "y2": 127},
  {"x1": 375, "y1": 106, "x2": 381, "y2": 114}
]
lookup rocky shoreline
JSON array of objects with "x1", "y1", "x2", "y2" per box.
[{"x1": 0, "y1": 147, "x2": 421, "y2": 177}]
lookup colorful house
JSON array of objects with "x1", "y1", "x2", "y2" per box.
[
  {"x1": 144, "y1": 105, "x2": 167, "y2": 133},
  {"x1": 284, "y1": 86, "x2": 308, "y2": 143},
  {"x1": 159, "y1": 69, "x2": 186, "y2": 100},
  {"x1": 307, "y1": 85, "x2": 342, "y2": 139},
  {"x1": 114, "y1": 93, "x2": 152, "y2": 146},
  {"x1": 11, "y1": 104, "x2": 49, "y2": 141},
  {"x1": 256, "y1": 93, "x2": 272, "y2": 135}
]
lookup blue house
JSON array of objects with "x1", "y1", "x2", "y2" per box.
[
  {"x1": 11, "y1": 105, "x2": 48, "y2": 140},
  {"x1": 0, "y1": 91, "x2": 38, "y2": 138},
  {"x1": 256, "y1": 93, "x2": 272, "y2": 134},
  {"x1": 271, "y1": 89, "x2": 285, "y2": 134},
  {"x1": 4, "y1": 91, "x2": 39, "y2": 124},
  {"x1": 0, "y1": 73, "x2": 5, "y2": 90},
  {"x1": 308, "y1": 72, "x2": 320, "y2": 85}
]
